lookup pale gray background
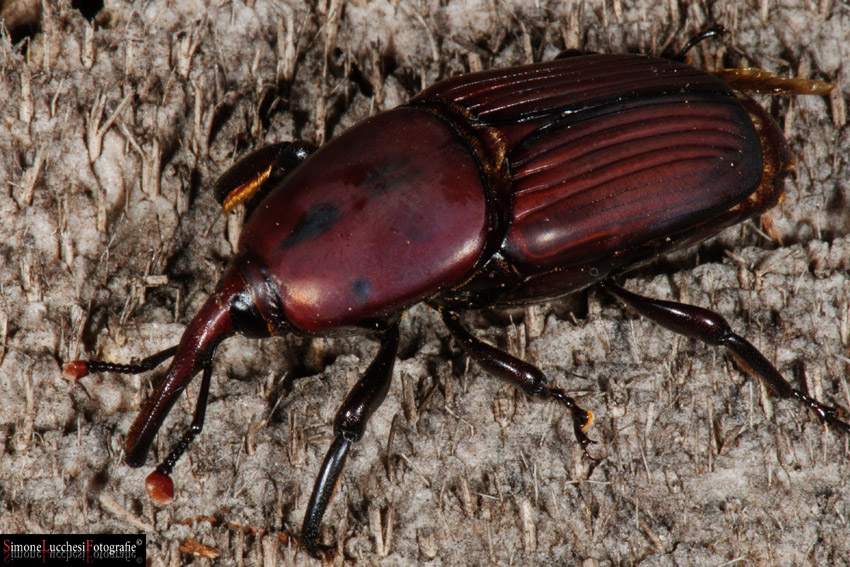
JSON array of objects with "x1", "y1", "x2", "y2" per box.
[{"x1": 1, "y1": 1, "x2": 849, "y2": 565}]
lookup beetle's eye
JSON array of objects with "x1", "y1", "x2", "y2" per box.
[{"x1": 229, "y1": 289, "x2": 273, "y2": 339}]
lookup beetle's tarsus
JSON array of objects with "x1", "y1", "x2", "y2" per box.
[
  {"x1": 674, "y1": 25, "x2": 728, "y2": 60},
  {"x1": 791, "y1": 391, "x2": 850, "y2": 433},
  {"x1": 822, "y1": 410, "x2": 850, "y2": 432},
  {"x1": 300, "y1": 538, "x2": 337, "y2": 562},
  {"x1": 441, "y1": 309, "x2": 597, "y2": 456},
  {"x1": 549, "y1": 388, "x2": 598, "y2": 459}
]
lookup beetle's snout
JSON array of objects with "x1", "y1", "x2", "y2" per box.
[{"x1": 124, "y1": 275, "x2": 239, "y2": 467}]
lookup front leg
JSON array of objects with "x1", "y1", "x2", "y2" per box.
[
  {"x1": 439, "y1": 309, "x2": 595, "y2": 456},
  {"x1": 602, "y1": 280, "x2": 850, "y2": 433},
  {"x1": 301, "y1": 324, "x2": 400, "y2": 559},
  {"x1": 215, "y1": 140, "x2": 317, "y2": 214}
]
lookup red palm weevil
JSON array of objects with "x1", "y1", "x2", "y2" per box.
[{"x1": 64, "y1": 30, "x2": 849, "y2": 558}]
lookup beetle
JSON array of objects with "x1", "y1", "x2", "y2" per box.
[{"x1": 65, "y1": 30, "x2": 849, "y2": 558}]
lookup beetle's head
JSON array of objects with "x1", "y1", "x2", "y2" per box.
[
  {"x1": 124, "y1": 254, "x2": 291, "y2": 467},
  {"x1": 225, "y1": 252, "x2": 293, "y2": 338}
]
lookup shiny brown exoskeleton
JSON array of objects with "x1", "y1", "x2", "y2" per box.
[{"x1": 65, "y1": 34, "x2": 848, "y2": 559}]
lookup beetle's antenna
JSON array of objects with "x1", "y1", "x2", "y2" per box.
[
  {"x1": 63, "y1": 346, "x2": 178, "y2": 380},
  {"x1": 145, "y1": 361, "x2": 214, "y2": 504}
]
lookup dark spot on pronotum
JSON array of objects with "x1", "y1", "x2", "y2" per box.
[
  {"x1": 280, "y1": 202, "x2": 341, "y2": 249},
  {"x1": 364, "y1": 158, "x2": 421, "y2": 196},
  {"x1": 352, "y1": 278, "x2": 371, "y2": 304}
]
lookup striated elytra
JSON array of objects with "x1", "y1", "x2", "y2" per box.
[{"x1": 65, "y1": 42, "x2": 848, "y2": 559}]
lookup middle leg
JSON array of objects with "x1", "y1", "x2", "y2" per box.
[{"x1": 439, "y1": 309, "x2": 595, "y2": 455}]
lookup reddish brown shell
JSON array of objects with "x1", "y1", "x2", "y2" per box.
[
  {"x1": 503, "y1": 92, "x2": 762, "y2": 271},
  {"x1": 416, "y1": 53, "x2": 771, "y2": 288}
]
